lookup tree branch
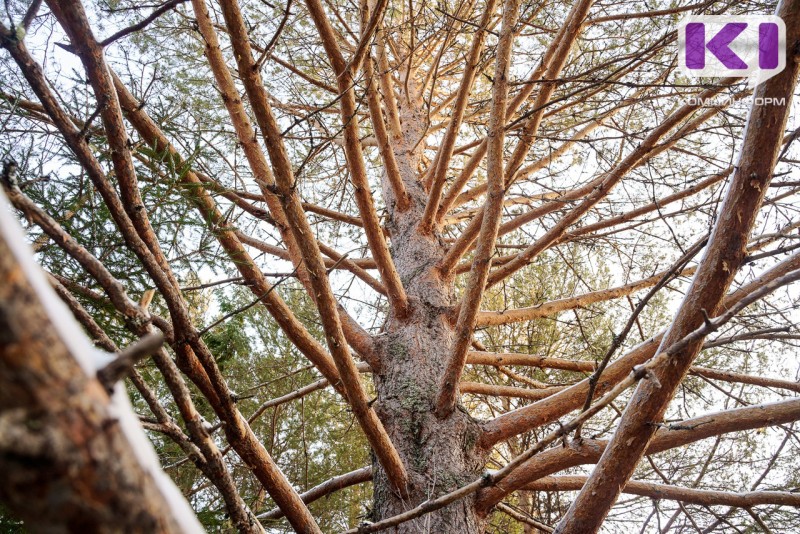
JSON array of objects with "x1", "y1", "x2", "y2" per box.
[
  {"x1": 418, "y1": 0, "x2": 499, "y2": 234},
  {"x1": 304, "y1": 0, "x2": 410, "y2": 318},
  {"x1": 435, "y1": 0, "x2": 520, "y2": 418},
  {"x1": 476, "y1": 397, "x2": 800, "y2": 512},
  {"x1": 555, "y1": 12, "x2": 800, "y2": 523},
  {"x1": 217, "y1": 0, "x2": 408, "y2": 494},
  {"x1": 258, "y1": 467, "x2": 373, "y2": 520},
  {"x1": 523, "y1": 476, "x2": 800, "y2": 507},
  {"x1": 480, "y1": 250, "x2": 800, "y2": 448},
  {"x1": 98, "y1": 0, "x2": 187, "y2": 47}
]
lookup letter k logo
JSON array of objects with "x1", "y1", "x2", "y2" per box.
[
  {"x1": 678, "y1": 15, "x2": 786, "y2": 86},
  {"x1": 686, "y1": 22, "x2": 748, "y2": 69}
]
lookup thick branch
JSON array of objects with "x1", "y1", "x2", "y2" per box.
[
  {"x1": 364, "y1": 54, "x2": 410, "y2": 211},
  {"x1": 435, "y1": 0, "x2": 521, "y2": 418},
  {"x1": 258, "y1": 467, "x2": 372, "y2": 520},
  {"x1": 218, "y1": 0, "x2": 408, "y2": 494},
  {"x1": 0, "y1": 189, "x2": 202, "y2": 533},
  {"x1": 476, "y1": 398, "x2": 800, "y2": 512}
]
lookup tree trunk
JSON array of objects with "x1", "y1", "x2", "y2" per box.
[
  {"x1": 369, "y1": 95, "x2": 487, "y2": 532},
  {"x1": 372, "y1": 304, "x2": 486, "y2": 532}
]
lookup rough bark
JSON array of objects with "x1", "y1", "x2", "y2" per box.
[
  {"x1": 0, "y1": 192, "x2": 200, "y2": 533},
  {"x1": 371, "y1": 162, "x2": 488, "y2": 530},
  {"x1": 360, "y1": 67, "x2": 488, "y2": 530}
]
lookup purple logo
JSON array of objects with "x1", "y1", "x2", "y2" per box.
[{"x1": 678, "y1": 16, "x2": 786, "y2": 86}]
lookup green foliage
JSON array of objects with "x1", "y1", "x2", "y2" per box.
[
  {"x1": 0, "y1": 503, "x2": 25, "y2": 533},
  {"x1": 149, "y1": 284, "x2": 371, "y2": 531}
]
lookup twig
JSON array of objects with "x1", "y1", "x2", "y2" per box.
[
  {"x1": 574, "y1": 235, "x2": 708, "y2": 438},
  {"x1": 99, "y1": 0, "x2": 187, "y2": 46},
  {"x1": 197, "y1": 267, "x2": 298, "y2": 336},
  {"x1": 96, "y1": 332, "x2": 164, "y2": 392}
]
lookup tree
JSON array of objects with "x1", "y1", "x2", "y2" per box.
[{"x1": 1, "y1": 0, "x2": 800, "y2": 531}]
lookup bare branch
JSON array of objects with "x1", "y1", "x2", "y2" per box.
[
  {"x1": 556, "y1": 9, "x2": 800, "y2": 523},
  {"x1": 96, "y1": 332, "x2": 164, "y2": 392},
  {"x1": 477, "y1": 398, "x2": 800, "y2": 512},
  {"x1": 217, "y1": 0, "x2": 409, "y2": 494},
  {"x1": 258, "y1": 467, "x2": 372, "y2": 520},
  {"x1": 435, "y1": 0, "x2": 520, "y2": 418},
  {"x1": 524, "y1": 476, "x2": 800, "y2": 507},
  {"x1": 418, "y1": 0, "x2": 499, "y2": 234},
  {"x1": 481, "y1": 250, "x2": 800, "y2": 447},
  {"x1": 98, "y1": 0, "x2": 187, "y2": 47},
  {"x1": 304, "y1": 0, "x2": 410, "y2": 317}
]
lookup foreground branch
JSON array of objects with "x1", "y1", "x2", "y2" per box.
[{"x1": 0, "y1": 189, "x2": 202, "y2": 533}]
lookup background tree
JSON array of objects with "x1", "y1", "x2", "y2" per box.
[{"x1": 1, "y1": 0, "x2": 800, "y2": 531}]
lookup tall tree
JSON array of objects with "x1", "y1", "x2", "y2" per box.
[{"x1": 1, "y1": 0, "x2": 800, "y2": 531}]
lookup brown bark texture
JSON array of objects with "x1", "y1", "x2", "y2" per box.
[
  {"x1": 0, "y1": 193, "x2": 194, "y2": 533},
  {"x1": 2, "y1": 0, "x2": 800, "y2": 531}
]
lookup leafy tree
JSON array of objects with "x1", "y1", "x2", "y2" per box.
[{"x1": 1, "y1": 0, "x2": 800, "y2": 532}]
